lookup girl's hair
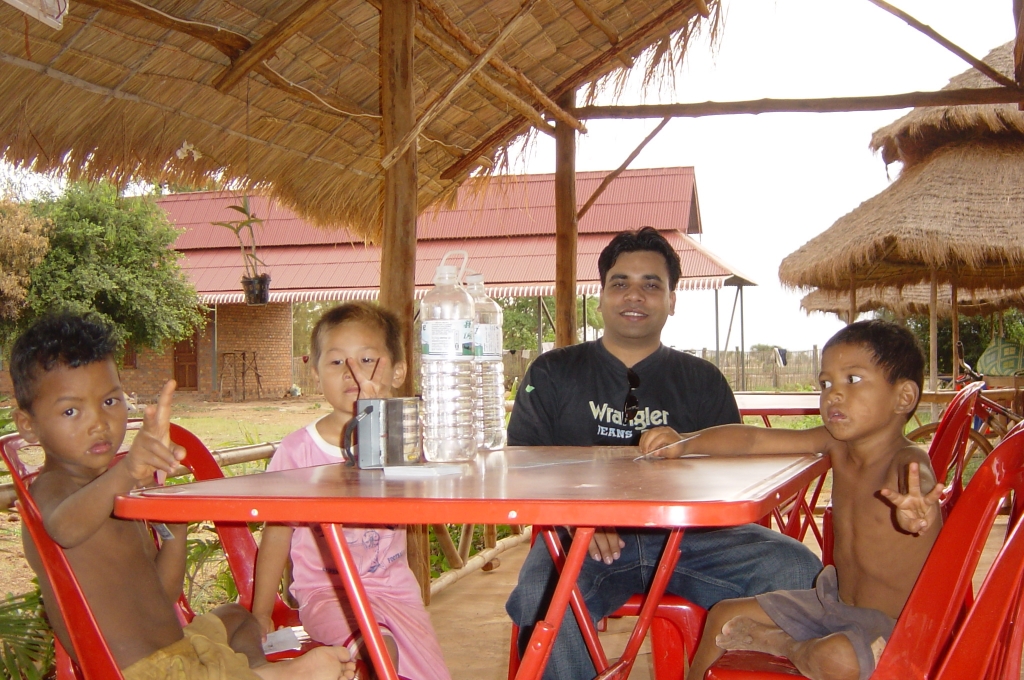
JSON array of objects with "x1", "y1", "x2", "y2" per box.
[{"x1": 309, "y1": 302, "x2": 404, "y2": 366}]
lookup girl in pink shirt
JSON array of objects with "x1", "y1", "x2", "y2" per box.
[{"x1": 253, "y1": 303, "x2": 450, "y2": 680}]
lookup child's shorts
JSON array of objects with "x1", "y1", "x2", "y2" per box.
[
  {"x1": 755, "y1": 565, "x2": 896, "y2": 680},
  {"x1": 123, "y1": 613, "x2": 261, "y2": 680}
]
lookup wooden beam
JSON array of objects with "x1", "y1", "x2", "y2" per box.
[
  {"x1": 78, "y1": 0, "x2": 249, "y2": 56},
  {"x1": 570, "y1": 87, "x2": 1024, "y2": 119},
  {"x1": 381, "y1": 0, "x2": 540, "y2": 170},
  {"x1": 418, "y1": 0, "x2": 585, "y2": 132},
  {"x1": 77, "y1": 0, "x2": 375, "y2": 119},
  {"x1": 555, "y1": 90, "x2": 578, "y2": 349},
  {"x1": 413, "y1": 26, "x2": 555, "y2": 135},
  {"x1": 577, "y1": 117, "x2": 670, "y2": 221},
  {"x1": 865, "y1": 0, "x2": 1017, "y2": 89},
  {"x1": 214, "y1": 0, "x2": 336, "y2": 92},
  {"x1": 569, "y1": 0, "x2": 633, "y2": 68},
  {"x1": 1015, "y1": 0, "x2": 1024, "y2": 89},
  {"x1": 440, "y1": 0, "x2": 705, "y2": 180}
]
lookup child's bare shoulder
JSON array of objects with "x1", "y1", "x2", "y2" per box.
[{"x1": 28, "y1": 468, "x2": 84, "y2": 516}]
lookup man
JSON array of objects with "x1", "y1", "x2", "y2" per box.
[{"x1": 505, "y1": 227, "x2": 823, "y2": 680}]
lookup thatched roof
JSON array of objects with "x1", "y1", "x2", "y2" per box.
[
  {"x1": 872, "y1": 41, "x2": 1023, "y2": 167},
  {"x1": 801, "y1": 284, "x2": 1024, "y2": 321},
  {"x1": 778, "y1": 139, "x2": 1024, "y2": 292},
  {"x1": 0, "y1": 0, "x2": 717, "y2": 241}
]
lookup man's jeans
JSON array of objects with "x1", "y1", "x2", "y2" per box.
[{"x1": 505, "y1": 525, "x2": 823, "y2": 680}]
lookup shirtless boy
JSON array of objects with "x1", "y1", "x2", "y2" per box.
[
  {"x1": 10, "y1": 313, "x2": 354, "y2": 680},
  {"x1": 640, "y1": 320, "x2": 942, "y2": 680}
]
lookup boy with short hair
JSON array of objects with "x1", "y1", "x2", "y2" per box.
[
  {"x1": 640, "y1": 320, "x2": 942, "y2": 680},
  {"x1": 10, "y1": 312, "x2": 354, "y2": 680}
]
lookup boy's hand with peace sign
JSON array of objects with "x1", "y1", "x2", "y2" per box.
[{"x1": 124, "y1": 380, "x2": 186, "y2": 485}]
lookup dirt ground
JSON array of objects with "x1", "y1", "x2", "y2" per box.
[{"x1": 0, "y1": 394, "x2": 330, "y2": 597}]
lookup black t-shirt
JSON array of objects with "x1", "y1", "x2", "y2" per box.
[{"x1": 507, "y1": 340, "x2": 741, "y2": 447}]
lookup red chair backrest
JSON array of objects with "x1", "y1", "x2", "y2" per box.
[
  {"x1": 169, "y1": 424, "x2": 297, "y2": 626},
  {"x1": 926, "y1": 381, "x2": 984, "y2": 495},
  {"x1": 872, "y1": 420, "x2": 1024, "y2": 679},
  {"x1": 934, "y1": 512, "x2": 1024, "y2": 680},
  {"x1": 0, "y1": 433, "x2": 124, "y2": 680}
]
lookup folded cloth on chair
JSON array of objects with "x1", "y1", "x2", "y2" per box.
[{"x1": 123, "y1": 613, "x2": 261, "y2": 680}]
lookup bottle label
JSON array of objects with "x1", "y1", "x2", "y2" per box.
[
  {"x1": 422, "y1": 319, "x2": 474, "y2": 357},
  {"x1": 474, "y1": 323, "x2": 502, "y2": 358}
]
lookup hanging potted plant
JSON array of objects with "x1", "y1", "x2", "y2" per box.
[{"x1": 213, "y1": 196, "x2": 270, "y2": 305}]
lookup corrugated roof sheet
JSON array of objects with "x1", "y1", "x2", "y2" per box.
[{"x1": 157, "y1": 167, "x2": 754, "y2": 300}]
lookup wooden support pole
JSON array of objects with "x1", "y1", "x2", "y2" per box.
[
  {"x1": 380, "y1": 0, "x2": 426, "y2": 603},
  {"x1": 571, "y1": 87, "x2": 1024, "y2": 120},
  {"x1": 930, "y1": 271, "x2": 938, "y2": 422},
  {"x1": 381, "y1": 0, "x2": 540, "y2": 169},
  {"x1": 214, "y1": 0, "x2": 336, "y2": 92},
  {"x1": 431, "y1": 524, "x2": 464, "y2": 569},
  {"x1": 440, "y1": 0, "x2": 704, "y2": 180},
  {"x1": 577, "y1": 117, "x2": 670, "y2": 221},
  {"x1": 555, "y1": 89, "x2": 578, "y2": 349},
  {"x1": 417, "y1": 0, "x2": 585, "y2": 132},
  {"x1": 457, "y1": 523, "x2": 474, "y2": 562},
  {"x1": 1015, "y1": 0, "x2": 1024, "y2": 108},
  {"x1": 951, "y1": 277, "x2": 959, "y2": 384},
  {"x1": 864, "y1": 0, "x2": 1017, "y2": 88}
]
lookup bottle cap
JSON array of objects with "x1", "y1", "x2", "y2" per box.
[
  {"x1": 466, "y1": 272, "x2": 485, "y2": 285},
  {"x1": 433, "y1": 265, "x2": 459, "y2": 283}
]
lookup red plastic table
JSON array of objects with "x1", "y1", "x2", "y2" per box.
[{"x1": 114, "y1": 446, "x2": 829, "y2": 680}]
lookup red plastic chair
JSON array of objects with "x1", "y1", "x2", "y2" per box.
[
  {"x1": 821, "y1": 381, "x2": 984, "y2": 566},
  {"x1": 506, "y1": 526, "x2": 706, "y2": 680},
  {"x1": 934, "y1": 515, "x2": 1024, "y2": 680},
  {"x1": 0, "y1": 432, "x2": 125, "y2": 680},
  {"x1": 706, "y1": 419, "x2": 1024, "y2": 680}
]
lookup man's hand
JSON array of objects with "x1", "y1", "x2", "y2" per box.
[
  {"x1": 638, "y1": 427, "x2": 693, "y2": 458},
  {"x1": 880, "y1": 461, "x2": 943, "y2": 535},
  {"x1": 589, "y1": 528, "x2": 625, "y2": 564},
  {"x1": 123, "y1": 381, "x2": 184, "y2": 485}
]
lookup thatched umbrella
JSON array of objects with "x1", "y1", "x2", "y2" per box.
[
  {"x1": 779, "y1": 41, "x2": 1024, "y2": 392},
  {"x1": 800, "y1": 285, "x2": 1024, "y2": 322}
]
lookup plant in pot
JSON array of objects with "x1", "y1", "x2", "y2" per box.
[{"x1": 213, "y1": 196, "x2": 270, "y2": 305}]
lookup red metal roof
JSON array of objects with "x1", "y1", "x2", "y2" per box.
[{"x1": 158, "y1": 167, "x2": 753, "y2": 303}]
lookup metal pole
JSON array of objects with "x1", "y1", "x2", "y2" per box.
[
  {"x1": 211, "y1": 304, "x2": 218, "y2": 397},
  {"x1": 740, "y1": 286, "x2": 746, "y2": 391},
  {"x1": 714, "y1": 289, "x2": 720, "y2": 367},
  {"x1": 536, "y1": 296, "x2": 543, "y2": 354}
]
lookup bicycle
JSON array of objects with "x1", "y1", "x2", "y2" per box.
[{"x1": 906, "y1": 344, "x2": 1022, "y2": 480}]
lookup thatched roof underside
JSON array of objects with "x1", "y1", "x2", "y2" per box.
[
  {"x1": 801, "y1": 284, "x2": 1024, "y2": 321},
  {"x1": 778, "y1": 140, "x2": 1024, "y2": 292},
  {"x1": 0, "y1": 0, "x2": 716, "y2": 240},
  {"x1": 872, "y1": 41, "x2": 1023, "y2": 167}
]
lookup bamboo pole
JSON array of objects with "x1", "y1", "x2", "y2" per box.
[
  {"x1": 214, "y1": 0, "x2": 336, "y2": 92},
  {"x1": 555, "y1": 88, "x2": 578, "y2": 348},
  {"x1": 429, "y1": 530, "x2": 531, "y2": 597},
  {"x1": 417, "y1": 0, "x2": 585, "y2": 132},
  {"x1": 570, "y1": 87, "x2": 1024, "y2": 120},
  {"x1": 577, "y1": 117, "x2": 670, "y2": 221},
  {"x1": 381, "y1": 0, "x2": 540, "y2": 169},
  {"x1": 431, "y1": 524, "x2": 464, "y2": 569},
  {"x1": 440, "y1": 0, "x2": 704, "y2": 180},
  {"x1": 864, "y1": 0, "x2": 1017, "y2": 89},
  {"x1": 569, "y1": 0, "x2": 634, "y2": 68},
  {"x1": 951, "y1": 277, "x2": 959, "y2": 385}
]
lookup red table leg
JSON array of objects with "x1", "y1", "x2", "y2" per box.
[
  {"x1": 516, "y1": 527, "x2": 595, "y2": 680},
  {"x1": 322, "y1": 523, "x2": 399, "y2": 680},
  {"x1": 528, "y1": 527, "x2": 686, "y2": 680}
]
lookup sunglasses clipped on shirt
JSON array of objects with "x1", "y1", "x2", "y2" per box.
[{"x1": 624, "y1": 368, "x2": 640, "y2": 424}]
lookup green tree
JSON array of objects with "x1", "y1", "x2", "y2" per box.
[
  {"x1": 902, "y1": 310, "x2": 1024, "y2": 374},
  {"x1": 0, "y1": 183, "x2": 205, "y2": 350},
  {"x1": 498, "y1": 296, "x2": 603, "y2": 350},
  {"x1": 293, "y1": 301, "x2": 333, "y2": 356},
  {"x1": 0, "y1": 200, "x2": 49, "y2": 321}
]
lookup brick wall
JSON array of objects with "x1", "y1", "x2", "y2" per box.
[{"x1": 212, "y1": 302, "x2": 293, "y2": 400}]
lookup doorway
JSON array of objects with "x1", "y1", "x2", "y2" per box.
[{"x1": 173, "y1": 332, "x2": 199, "y2": 390}]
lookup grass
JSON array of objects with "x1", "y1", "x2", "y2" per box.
[{"x1": 169, "y1": 416, "x2": 294, "y2": 450}]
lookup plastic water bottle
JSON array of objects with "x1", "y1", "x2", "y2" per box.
[
  {"x1": 466, "y1": 273, "x2": 506, "y2": 450},
  {"x1": 420, "y1": 251, "x2": 477, "y2": 462}
]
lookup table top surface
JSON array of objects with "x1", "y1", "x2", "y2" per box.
[
  {"x1": 115, "y1": 446, "x2": 829, "y2": 529},
  {"x1": 733, "y1": 392, "x2": 821, "y2": 415}
]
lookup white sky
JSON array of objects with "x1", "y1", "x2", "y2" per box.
[{"x1": 518, "y1": 0, "x2": 1016, "y2": 352}]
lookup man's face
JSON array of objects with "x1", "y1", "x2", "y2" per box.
[{"x1": 598, "y1": 250, "x2": 676, "y2": 345}]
